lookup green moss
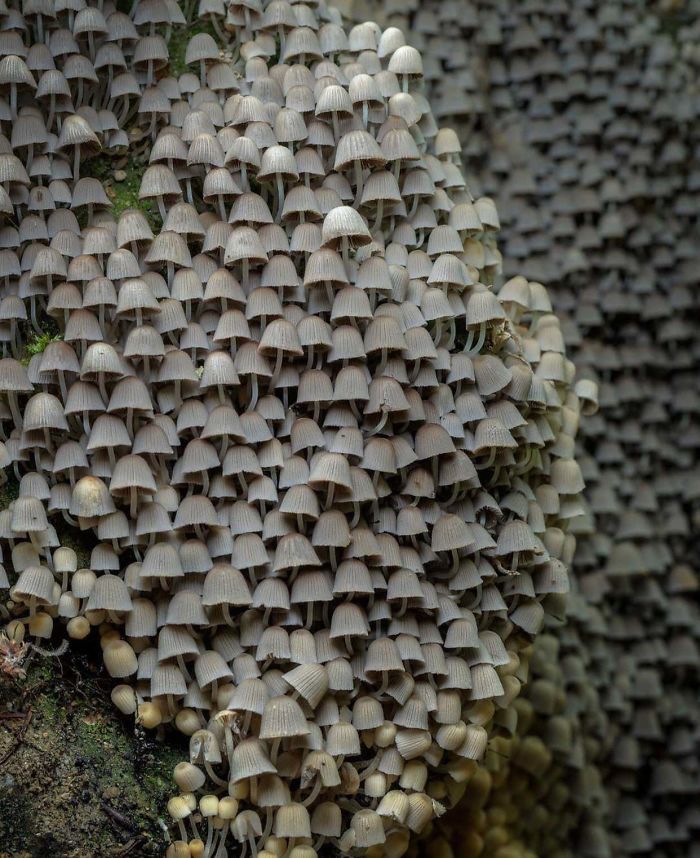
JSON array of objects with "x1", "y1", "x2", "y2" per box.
[
  {"x1": 72, "y1": 709, "x2": 183, "y2": 831},
  {"x1": 110, "y1": 164, "x2": 161, "y2": 229},
  {"x1": 0, "y1": 474, "x2": 19, "y2": 510},
  {"x1": 84, "y1": 154, "x2": 161, "y2": 231},
  {"x1": 1, "y1": 654, "x2": 185, "y2": 856},
  {"x1": 24, "y1": 330, "x2": 62, "y2": 358}
]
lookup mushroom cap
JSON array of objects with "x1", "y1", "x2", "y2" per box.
[
  {"x1": 260, "y1": 695, "x2": 310, "y2": 739},
  {"x1": 12, "y1": 565, "x2": 55, "y2": 605}
]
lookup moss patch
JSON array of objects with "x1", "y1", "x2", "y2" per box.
[
  {"x1": 0, "y1": 652, "x2": 185, "y2": 858},
  {"x1": 84, "y1": 154, "x2": 161, "y2": 232},
  {"x1": 24, "y1": 330, "x2": 62, "y2": 358},
  {"x1": 18, "y1": 318, "x2": 62, "y2": 366},
  {"x1": 0, "y1": 475, "x2": 19, "y2": 511}
]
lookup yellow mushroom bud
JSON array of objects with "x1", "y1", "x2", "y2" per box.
[
  {"x1": 189, "y1": 839, "x2": 204, "y2": 858},
  {"x1": 168, "y1": 795, "x2": 192, "y2": 842},
  {"x1": 375, "y1": 720, "x2": 397, "y2": 748},
  {"x1": 383, "y1": 829, "x2": 410, "y2": 858},
  {"x1": 264, "y1": 836, "x2": 287, "y2": 857},
  {"x1": 174, "y1": 762, "x2": 206, "y2": 793},
  {"x1": 111, "y1": 684, "x2": 138, "y2": 715},
  {"x1": 28, "y1": 611, "x2": 52, "y2": 639},
  {"x1": 67, "y1": 616, "x2": 91, "y2": 640},
  {"x1": 218, "y1": 796, "x2": 238, "y2": 819},
  {"x1": 461, "y1": 830, "x2": 484, "y2": 858},
  {"x1": 137, "y1": 701, "x2": 162, "y2": 730},
  {"x1": 102, "y1": 639, "x2": 138, "y2": 678},
  {"x1": 483, "y1": 825, "x2": 509, "y2": 851},
  {"x1": 289, "y1": 847, "x2": 316, "y2": 858},
  {"x1": 200, "y1": 795, "x2": 219, "y2": 817},
  {"x1": 229, "y1": 781, "x2": 248, "y2": 800},
  {"x1": 175, "y1": 708, "x2": 202, "y2": 736},
  {"x1": 5, "y1": 619, "x2": 25, "y2": 641}
]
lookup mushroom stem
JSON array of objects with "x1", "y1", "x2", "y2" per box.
[
  {"x1": 353, "y1": 161, "x2": 364, "y2": 208},
  {"x1": 190, "y1": 817, "x2": 201, "y2": 841},
  {"x1": 210, "y1": 13, "x2": 227, "y2": 41},
  {"x1": 372, "y1": 199, "x2": 384, "y2": 232},
  {"x1": 242, "y1": 710, "x2": 252, "y2": 735},
  {"x1": 275, "y1": 174, "x2": 285, "y2": 222},
  {"x1": 214, "y1": 830, "x2": 228, "y2": 858},
  {"x1": 465, "y1": 323, "x2": 486, "y2": 355},
  {"x1": 368, "y1": 409, "x2": 388, "y2": 437},
  {"x1": 6, "y1": 392, "x2": 22, "y2": 430},
  {"x1": 257, "y1": 809, "x2": 274, "y2": 850},
  {"x1": 30, "y1": 297, "x2": 41, "y2": 334},
  {"x1": 270, "y1": 350, "x2": 284, "y2": 389},
  {"x1": 515, "y1": 446, "x2": 533, "y2": 474},
  {"x1": 223, "y1": 725, "x2": 235, "y2": 765},
  {"x1": 204, "y1": 759, "x2": 228, "y2": 787},
  {"x1": 176, "y1": 653, "x2": 192, "y2": 681},
  {"x1": 358, "y1": 753, "x2": 381, "y2": 780},
  {"x1": 270, "y1": 737, "x2": 282, "y2": 764},
  {"x1": 205, "y1": 820, "x2": 215, "y2": 858},
  {"x1": 222, "y1": 604, "x2": 235, "y2": 627},
  {"x1": 477, "y1": 447, "x2": 497, "y2": 470}
]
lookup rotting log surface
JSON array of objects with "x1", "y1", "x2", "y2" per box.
[{"x1": 0, "y1": 651, "x2": 182, "y2": 858}]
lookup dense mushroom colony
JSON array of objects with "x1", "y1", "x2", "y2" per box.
[
  {"x1": 0, "y1": 1, "x2": 590, "y2": 857},
  {"x1": 348, "y1": 1, "x2": 700, "y2": 857},
  {"x1": 427, "y1": 631, "x2": 609, "y2": 858}
]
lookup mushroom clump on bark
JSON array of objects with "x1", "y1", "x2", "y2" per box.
[{"x1": 0, "y1": 1, "x2": 591, "y2": 857}]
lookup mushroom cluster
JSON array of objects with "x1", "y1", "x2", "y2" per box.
[
  {"x1": 0, "y1": 0, "x2": 590, "y2": 856},
  {"x1": 348, "y1": 1, "x2": 700, "y2": 857},
  {"x1": 423, "y1": 632, "x2": 607, "y2": 858}
]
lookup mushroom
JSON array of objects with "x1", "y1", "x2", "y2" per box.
[
  {"x1": 56, "y1": 113, "x2": 100, "y2": 182},
  {"x1": 0, "y1": 55, "x2": 36, "y2": 118}
]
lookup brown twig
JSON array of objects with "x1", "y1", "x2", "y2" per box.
[
  {"x1": 101, "y1": 801, "x2": 139, "y2": 833},
  {"x1": 112, "y1": 836, "x2": 147, "y2": 856},
  {"x1": 0, "y1": 706, "x2": 32, "y2": 765}
]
